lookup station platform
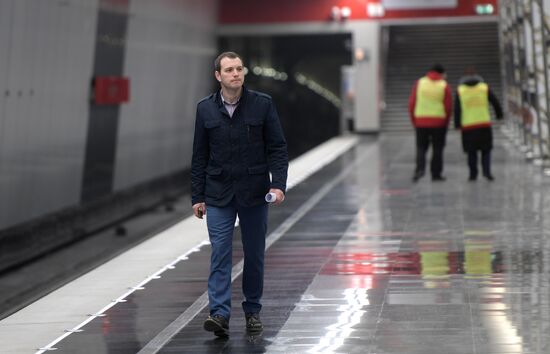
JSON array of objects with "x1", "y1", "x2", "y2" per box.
[{"x1": 2, "y1": 130, "x2": 549, "y2": 354}]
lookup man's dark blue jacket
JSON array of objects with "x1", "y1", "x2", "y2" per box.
[{"x1": 191, "y1": 87, "x2": 288, "y2": 207}]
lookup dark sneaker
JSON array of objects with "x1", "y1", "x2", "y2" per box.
[
  {"x1": 245, "y1": 313, "x2": 263, "y2": 332},
  {"x1": 432, "y1": 175, "x2": 446, "y2": 182},
  {"x1": 483, "y1": 174, "x2": 494, "y2": 181},
  {"x1": 203, "y1": 315, "x2": 229, "y2": 337}
]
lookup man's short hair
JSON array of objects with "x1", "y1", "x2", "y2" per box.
[
  {"x1": 214, "y1": 51, "x2": 243, "y2": 72},
  {"x1": 430, "y1": 63, "x2": 445, "y2": 74}
]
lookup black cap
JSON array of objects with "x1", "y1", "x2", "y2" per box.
[{"x1": 430, "y1": 63, "x2": 445, "y2": 74}]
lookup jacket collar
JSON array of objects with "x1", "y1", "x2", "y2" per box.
[
  {"x1": 426, "y1": 71, "x2": 445, "y2": 80},
  {"x1": 215, "y1": 86, "x2": 248, "y2": 107},
  {"x1": 459, "y1": 75, "x2": 484, "y2": 86}
]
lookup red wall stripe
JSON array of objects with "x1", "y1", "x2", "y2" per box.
[{"x1": 219, "y1": 0, "x2": 498, "y2": 24}]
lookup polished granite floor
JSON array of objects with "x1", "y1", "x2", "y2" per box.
[{"x1": 52, "y1": 131, "x2": 550, "y2": 353}]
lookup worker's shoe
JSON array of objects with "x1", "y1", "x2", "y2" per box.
[
  {"x1": 412, "y1": 171, "x2": 425, "y2": 182},
  {"x1": 245, "y1": 312, "x2": 263, "y2": 333}
]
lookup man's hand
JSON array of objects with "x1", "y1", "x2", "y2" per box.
[
  {"x1": 193, "y1": 202, "x2": 206, "y2": 219},
  {"x1": 269, "y1": 188, "x2": 285, "y2": 205}
]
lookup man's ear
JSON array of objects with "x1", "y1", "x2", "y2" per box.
[{"x1": 215, "y1": 71, "x2": 221, "y2": 82}]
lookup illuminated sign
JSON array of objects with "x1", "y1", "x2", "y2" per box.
[
  {"x1": 476, "y1": 4, "x2": 494, "y2": 15},
  {"x1": 381, "y1": 0, "x2": 457, "y2": 9}
]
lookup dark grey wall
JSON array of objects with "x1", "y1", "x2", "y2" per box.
[
  {"x1": 0, "y1": 0, "x2": 218, "y2": 272},
  {"x1": 0, "y1": 0, "x2": 96, "y2": 229},
  {"x1": 81, "y1": 0, "x2": 130, "y2": 202},
  {"x1": 113, "y1": 0, "x2": 217, "y2": 191},
  {"x1": 220, "y1": 34, "x2": 352, "y2": 158},
  {"x1": 0, "y1": 0, "x2": 217, "y2": 231}
]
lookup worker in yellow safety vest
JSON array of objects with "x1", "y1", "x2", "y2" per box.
[
  {"x1": 409, "y1": 63, "x2": 452, "y2": 182},
  {"x1": 454, "y1": 68, "x2": 502, "y2": 181}
]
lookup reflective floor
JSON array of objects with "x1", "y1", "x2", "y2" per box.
[{"x1": 53, "y1": 132, "x2": 550, "y2": 353}]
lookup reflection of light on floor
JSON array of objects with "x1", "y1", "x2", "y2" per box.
[
  {"x1": 464, "y1": 230, "x2": 496, "y2": 236},
  {"x1": 307, "y1": 288, "x2": 369, "y2": 354},
  {"x1": 358, "y1": 208, "x2": 367, "y2": 227},
  {"x1": 479, "y1": 287, "x2": 523, "y2": 352}
]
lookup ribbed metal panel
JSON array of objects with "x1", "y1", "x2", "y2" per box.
[{"x1": 382, "y1": 22, "x2": 502, "y2": 132}]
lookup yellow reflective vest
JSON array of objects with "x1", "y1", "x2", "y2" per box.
[
  {"x1": 458, "y1": 83, "x2": 491, "y2": 128},
  {"x1": 414, "y1": 76, "x2": 447, "y2": 118}
]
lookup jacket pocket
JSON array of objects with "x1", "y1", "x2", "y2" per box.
[
  {"x1": 246, "y1": 120, "x2": 264, "y2": 144},
  {"x1": 206, "y1": 166, "x2": 223, "y2": 176},
  {"x1": 246, "y1": 164, "x2": 270, "y2": 201},
  {"x1": 205, "y1": 120, "x2": 223, "y2": 148},
  {"x1": 205, "y1": 166, "x2": 224, "y2": 198}
]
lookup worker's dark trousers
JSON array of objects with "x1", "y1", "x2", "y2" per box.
[
  {"x1": 415, "y1": 127, "x2": 447, "y2": 178},
  {"x1": 467, "y1": 149, "x2": 491, "y2": 178}
]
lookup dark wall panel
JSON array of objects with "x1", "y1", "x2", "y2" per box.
[
  {"x1": 220, "y1": 34, "x2": 352, "y2": 158},
  {"x1": 81, "y1": 0, "x2": 129, "y2": 202}
]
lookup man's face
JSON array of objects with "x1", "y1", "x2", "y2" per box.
[{"x1": 215, "y1": 57, "x2": 244, "y2": 91}]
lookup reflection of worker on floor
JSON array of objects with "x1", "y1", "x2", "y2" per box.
[
  {"x1": 464, "y1": 239, "x2": 492, "y2": 277},
  {"x1": 418, "y1": 240, "x2": 451, "y2": 288},
  {"x1": 420, "y1": 251, "x2": 450, "y2": 288},
  {"x1": 418, "y1": 239, "x2": 502, "y2": 285},
  {"x1": 420, "y1": 251, "x2": 449, "y2": 276}
]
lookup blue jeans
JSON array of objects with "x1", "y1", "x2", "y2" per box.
[{"x1": 206, "y1": 198, "x2": 268, "y2": 320}]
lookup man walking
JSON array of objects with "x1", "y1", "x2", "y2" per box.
[
  {"x1": 191, "y1": 51, "x2": 288, "y2": 337},
  {"x1": 409, "y1": 63, "x2": 452, "y2": 182}
]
